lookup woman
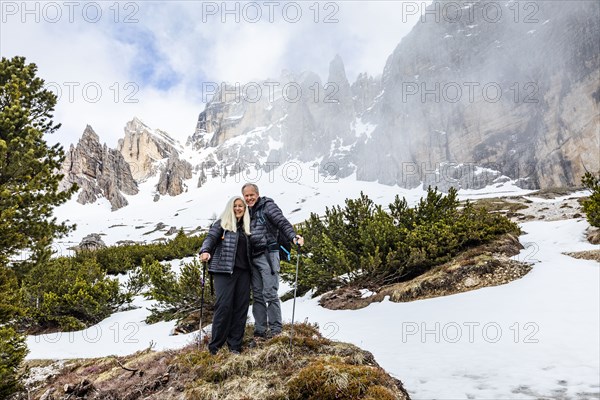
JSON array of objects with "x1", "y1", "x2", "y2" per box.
[{"x1": 199, "y1": 196, "x2": 252, "y2": 355}]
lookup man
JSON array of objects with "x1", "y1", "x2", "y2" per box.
[{"x1": 242, "y1": 183, "x2": 304, "y2": 342}]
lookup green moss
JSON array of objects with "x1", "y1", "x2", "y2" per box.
[
  {"x1": 364, "y1": 385, "x2": 399, "y2": 400},
  {"x1": 286, "y1": 360, "x2": 394, "y2": 400}
]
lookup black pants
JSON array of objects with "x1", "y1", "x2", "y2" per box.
[{"x1": 209, "y1": 268, "x2": 251, "y2": 353}]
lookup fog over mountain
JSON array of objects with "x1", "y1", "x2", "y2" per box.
[{"x1": 60, "y1": 0, "x2": 600, "y2": 209}]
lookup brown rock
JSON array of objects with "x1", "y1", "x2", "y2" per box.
[
  {"x1": 71, "y1": 233, "x2": 107, "y2": 253},
  {"x1": 587, "y1": 228, "x2": 600, "y2": 245},
  {"x1": 118, "y1": 117, "x2": 181, "y2": 182},
  {"x1": 463, "y1": 277, "x2": 480, "y2": 288},
  {"x1": 59, "y1": 125, "x2": 138, "y2": 211},
  {"x1": 156, "y1": 154, "x2": 193, "y2": 197}
]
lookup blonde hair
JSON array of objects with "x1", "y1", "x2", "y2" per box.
[{"x1": 219, "y1": 196, "x2": 251, "y2": 234}]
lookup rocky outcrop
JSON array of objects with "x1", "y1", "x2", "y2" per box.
[
  {"x1": 187, "y1": 58, "x2": 374, "y2": 178},
  {"x1": 351, "y1": 72, "x2": 382, "y2": 117},
  {"x1": 117, "y1": 117, "x2": 196, "y2": 198},
  {"x1": 59, "y1": 126, "x2": 138, "y2": 210},
  {"x1": 26, "y1": 323, "x2": 410, "y2": 400},
  {"x1": 156, "y1": 154, "x2": 193, "y2": 197},
  {"x1": 359, "y1": 0, "x2": 599, "y2": 188},
  {"x1": 70, "y1": 233, "x2": 107, "y2": 252},
  {"x1": 198, "y1": 175, "x2": 207, "y2": 188},
  {"x1": 64, "y1": 1, "x2": 598, "y2": 205},
  {"x1": 187, "y1": 0, "x2": 598, "y2": 191},
  {"x1": 117, "y1": 117, "x2": 181, "y2": 182}
]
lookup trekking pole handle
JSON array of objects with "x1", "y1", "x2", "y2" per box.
[{"x1": 293, "y1": 234, "x2": 304, "y2": 247}]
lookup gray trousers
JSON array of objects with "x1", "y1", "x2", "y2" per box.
[{"x1": 251, "y1": 251, "x2": 282, "y2": 335}]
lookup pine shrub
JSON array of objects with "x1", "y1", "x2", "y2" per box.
[
  {"x1": 20, "y1": 257, "x2": 122, "y2": 331},
  {"x1": 291, "y1": 187, "x2": 520, "y2": 294},
  {"x1": 143, "y1": 257, "x2": 214, "y2": 324},
  {"x1": 0, "y1": 326, "x2": 28, "y2": 399},
  {"x1": 582, "y1": 171, "x2": 600, "y2": 228},
  {"x1": 80, "y1": 231, "x2": 205, "y2": 274}
]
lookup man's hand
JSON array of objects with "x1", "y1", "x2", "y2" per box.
[
  {"x1": 200, "y1": 252, "x2": 211, "y2": 262},
  {"x1": 293, "y1": 235, "x2": 304, "y2": 246}
]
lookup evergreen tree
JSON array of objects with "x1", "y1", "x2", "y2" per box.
[
  {"x1": 0, "y1": 266, "x2": 21, "y2": 324},
  {"x1": 0, "y1": 326, "x2": 27, "y2": 398},
  {"x1": 0, "y1": 56, "x2": 76, "y2": 398},
  {"x1": 0, "y1": 56, "x2": 76, "y2": 268},
  {"x1": 0, "y1": 260, "x2": 27, "y2": 398},
  {"x1": 581, "y1": 171, "x2": 600, "y2": 228}
]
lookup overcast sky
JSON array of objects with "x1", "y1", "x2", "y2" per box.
[{"x1": 1, "y1": 1, "x2": 429, "y2": 147}]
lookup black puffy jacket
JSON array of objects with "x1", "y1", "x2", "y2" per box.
[
  {"x1": 248, "y1": 196, "x2": 296, "y2": 255},
  {"x1": 199, "y1": 220, "x2": 251, "y2": 274}
]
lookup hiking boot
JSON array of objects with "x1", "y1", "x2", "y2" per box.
[
  {"x1": 230, "y1": 349, "x2": 241, "y2": 355},
  {"x1": 248, "y1": 334, "x2": 266, "y2": 348},
  {"x1": 268, "y1": 331, "x2": 282, "y2": 338}
]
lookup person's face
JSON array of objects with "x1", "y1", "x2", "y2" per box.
[
  {"x1": 242, "y1": 186, "x2": 259, "y2": 208},
  {"x1": 233, "y1": 199, "x2": 246, "y2": 219}
]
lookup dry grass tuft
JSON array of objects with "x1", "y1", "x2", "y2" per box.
[
  {"x1": 564, "y1": 249, "x2": 600, "y2": 262},
  {"x1": 285, "y1": 359, "x2": 400, "y2": 400},
  {"x1": 25, "y1": 322, "x2": 409, "y2": 399}
]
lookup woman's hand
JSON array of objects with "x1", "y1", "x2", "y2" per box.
[
  {"x1": 200, "y1": 252, "x2": 211, "y2": 262},
  {"x1": 293, "y1": 235, "x2": 304, "y2": 246}
]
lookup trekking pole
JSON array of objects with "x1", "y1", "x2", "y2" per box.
[
  {"x1": 289, "y1": 244, "x2": 301, "y2": 353},
  {"x1": 198, "y1": 259, "x2": 207, "y2": 349}
]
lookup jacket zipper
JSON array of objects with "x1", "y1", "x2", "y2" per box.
[{"x1": 231, "y1": 229, "x2": 237, "y2": 275}]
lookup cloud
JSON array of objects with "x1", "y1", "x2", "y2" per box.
[{"x1": 0, "y1": 1, "x2": 428, "y2": 148}]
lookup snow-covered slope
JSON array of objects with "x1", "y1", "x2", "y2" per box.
[
  {"x1": 51, "y1": 160, "x2": 534, "y2": 254},
  {"x1": 30, "y1": 188, "x2": 599, "y2": 398}
]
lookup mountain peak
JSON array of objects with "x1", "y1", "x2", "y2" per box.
[
  {"x1": 125, "y1": 117, "x2": 150, "y2": 133},
  {"x1": 328, "y1": 54, "x2": 348, "y2": 83},
  {"x1": 59, "y1": 125, "x2": 138, "y2": 210},
  {"x1": 117, "y1": 120, "x2": 184, "y2": 183},
  {"x1": 82, "y1": 125, "x2": 100, "y2": 143}
]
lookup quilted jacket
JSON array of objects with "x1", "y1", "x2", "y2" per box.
[
  {"x1": 200, "y1": 219, "x2": 251, "y2": 274},
  {"x1": 248, "y1": 196, "x2": 296, "y2": 255}
]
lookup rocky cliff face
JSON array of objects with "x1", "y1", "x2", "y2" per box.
[
  {"x1": 60, "y1": 0, "x2": 599, "y2": 209},
  {"x1": 60, "y1": 119, "x2": 193, "y2": 210},
  {"x1": 118, "y1": 117, "x2": 181, "y2": 182},
  {"x1": 189, "y1": 0, "x2": 599, "y2": 190},
  {"x1": 156, "y1": 153, "x2": 193, "y2": 197},
  {"x1": 188, "y1": 56, "x2": 371, "y2": 179},
  {"x1": 359, "y1": 0, "x2": 599, "y2": 188},
  {"x1": 59, "y1": 126, "x2": 138, "y2": 210},
  {"x1": 117, "y1": 118, "x2": 192, "y2": 199}
]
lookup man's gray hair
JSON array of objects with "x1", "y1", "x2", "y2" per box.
[{"x1": 242, "y1": 183, "x2": 259, "y2": 194}]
